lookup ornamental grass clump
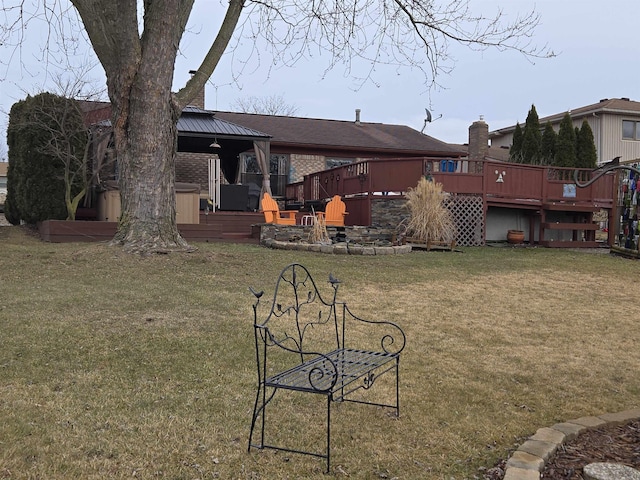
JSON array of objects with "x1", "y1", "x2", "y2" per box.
[
  {"x1": 405, "y1": 177, "x2": 456, "y2": 244},
  {"x1": 308, "y1": 211, "x2": 330, "y2": 244}
]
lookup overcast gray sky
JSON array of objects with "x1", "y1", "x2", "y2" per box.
[{"x1": 1, "y1": 0, "x2": 639, "y2": 160}]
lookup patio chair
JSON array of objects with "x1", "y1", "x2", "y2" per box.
[
  {"x1": 261, "y1": 192, "x2": 297, "y2": 225},
  {"x1": 318, "y1": 195, "x2": 348, "y2": 226}
]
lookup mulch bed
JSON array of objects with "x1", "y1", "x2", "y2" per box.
[{"x1": 482, "y1": 420, "x2": 640, "y2": 479}]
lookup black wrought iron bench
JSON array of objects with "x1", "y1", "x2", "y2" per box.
[{"x1": 248, "y1": 263, "x2": 406, "y2": 472}]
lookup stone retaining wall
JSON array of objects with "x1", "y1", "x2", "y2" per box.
[
  {"x1": 262, "y1": 238, "x2": 412, "y2": 255},
  {"x1": 258, "y1": 224, "x2": 412, "y2": 255},
  {"x1": 371, "y1": 197, "x2": 409, "y2": 228},
  {"x1": 260, "y1": 224, "x2": 397, "y2": 245}
]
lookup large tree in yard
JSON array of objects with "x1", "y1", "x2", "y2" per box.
[{"x1": 2, "y1": 0, "x2": 552, "y2": 253}]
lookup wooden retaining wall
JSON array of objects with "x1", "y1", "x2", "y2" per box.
[{"x1": 39, "y1": 212, "x2": 264, "y2": 243}]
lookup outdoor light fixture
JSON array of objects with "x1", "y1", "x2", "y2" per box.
[{"x1": 210, "y1": 140, "x2": 221, "y2": 149}]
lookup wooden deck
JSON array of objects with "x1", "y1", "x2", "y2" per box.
[
  {"x1": 286, "y1": 158, "x2": 617, "y2": 247},
  {"x1": 37, "y1": 159, "x2": 617, "y2": 248},
  {"x1": 39, "y1": 211, "x2": 264, "y2": 244}
]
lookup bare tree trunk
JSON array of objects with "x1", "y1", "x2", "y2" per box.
[
  {"x1": 109, "y1": 90, "x2": 191, "y2": 253},
  {"x1": 102, "y1": 6, "x2": 193, "y2": 254},
  {"x1": 69, "y1": 0, "x2": 244, "y2": 254}
]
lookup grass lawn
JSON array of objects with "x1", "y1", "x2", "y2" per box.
[{"x1": 1, "y1": 226, "x2": 638, "y2": 479}]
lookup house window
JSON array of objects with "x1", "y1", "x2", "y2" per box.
[
  {"x1": 622, "y1": 120, "x2": 640, "y2": 140},
  {"x1": 326, "y1": 158, "x2": 354, "y2": 169},
  {"x1": 240, "y1": 153, "x2": 289, "y2": 197}
]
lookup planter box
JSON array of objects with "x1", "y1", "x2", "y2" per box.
[
  {"x1": 97, "y1": 183, "x2": 201, "y2": 224},
  {"x1": 38, "y1": 213, "x2": 263, "y2": 244},
  {"x1": 39, "y1": 220, "x2": 118, "y2": 242}
]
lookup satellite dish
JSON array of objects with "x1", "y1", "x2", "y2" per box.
[
  {"x1": 420, "y1": 108, "x2": 442, "y2": 134},
  {"x1": 425, "y1": 108, "x2": 432, "y2": 123}
]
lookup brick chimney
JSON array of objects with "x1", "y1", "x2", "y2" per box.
[
  {"x1": 468, "y1": 117, "x2": 488, "y2": 162},
  {"x1": 188, "y1": 70, "x2": 205, "y2": 109}
]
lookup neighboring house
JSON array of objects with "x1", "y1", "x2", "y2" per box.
[
  {"x1": 489, "y1": 97, "x2": 640, "y2": 165},
  {"x1": 0, "y1": 162, "x2": 7, "y2": 206}
]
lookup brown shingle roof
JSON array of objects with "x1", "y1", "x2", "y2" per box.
[
  {"x1": 214, "y1": 111, "x2": 465, "y2": 156},
  {"x1": 79, "y1": 100, "x2": 464, "y2": 157}
]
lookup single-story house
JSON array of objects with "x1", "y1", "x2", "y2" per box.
[
  {"x1": 82, "y1": 98, "x2": 466, "y2": 203},
  {"x1": 209, "y1": 109, "x2": 466, "y2": 197}
]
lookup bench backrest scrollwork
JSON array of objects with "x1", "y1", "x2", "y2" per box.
[
  {"x1": 251, "y1": 264, "x2": 340, "y2": 364},
  {"x1": 250, "y1": 264, "x2": 406, "y2": 388}
]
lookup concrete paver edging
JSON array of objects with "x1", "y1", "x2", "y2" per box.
[{"x1": 503, "y1": 408, "x2": 640, "y2": 480}]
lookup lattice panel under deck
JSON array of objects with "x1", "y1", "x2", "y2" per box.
[{"x1": 444, "y1": 195, "x2": 485, "y2": 246}]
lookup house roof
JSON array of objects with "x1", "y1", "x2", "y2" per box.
[
  {"x1": 453, "y1": 143, "x2": 511, "y2": 162},
  {"x1": 80, "y1": 100, "x2": 462, "y2": 157},
  {"x1": 178, "y1": 106, "x2": 271, "y2": 140},
  {"x1": 214, "y1": 111, "x2": 465, "y2": 157},
  {"x1": 490, "y1": 97, "x2": 640, "y2": 137},
  {"x1": 78, "y1": 101, "x2": 112, "y2": 127}
]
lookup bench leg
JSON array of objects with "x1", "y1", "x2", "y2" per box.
[
  {"x1": 326, "y1": 395, "x2": 331, "y2": 473},
  {"x1": 395, "y1": 356, "x2": 401, "y2": 417},
  {"x1": 248, "y1": 383, "x2": 264, "y2": 451},
  {"x1": 249, "y1": 388, "x2": 333, "y2": 472},
  {"x1": 248, "y1": 384, "x2": 276, "y2": 452}
]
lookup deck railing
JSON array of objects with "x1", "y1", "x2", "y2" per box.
[
  {"x1": 286, "y1": 157, "x2": 617, "y2": 225},
  {"x1": 285, "y1": 157, "x2": 616, "y2": 224}
]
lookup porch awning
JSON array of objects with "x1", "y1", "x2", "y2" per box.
[{"x1": 177, "y1": 106, "x2": 272, "y2": 182}]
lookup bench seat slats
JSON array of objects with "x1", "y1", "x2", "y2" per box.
[{"x1": 265, "y1": 348, "x2": 397, "y2": 393}]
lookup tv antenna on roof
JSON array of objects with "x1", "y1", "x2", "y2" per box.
[{"x1": 421, "y1": 108, "x2": 442, "y2": 134}]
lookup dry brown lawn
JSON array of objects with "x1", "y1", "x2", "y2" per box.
[{"x1": 0, "y1": 225, "x2": 638, "y2": 479}]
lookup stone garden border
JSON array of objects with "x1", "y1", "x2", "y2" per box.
[
  {"x1": 503, "y1": 408, "x2": 640, "y2": 480},
  {"x1": 261, "y1": 238, "x2": 412, "y2": 255}
]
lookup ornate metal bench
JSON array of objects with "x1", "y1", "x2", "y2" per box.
[{"x1": 248, "y1": 263, "x2": 406, "y2": 472}]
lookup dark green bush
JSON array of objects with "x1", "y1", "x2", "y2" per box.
[{"x1": 7, "y1": 93, "x2": 86, "y2": 224}]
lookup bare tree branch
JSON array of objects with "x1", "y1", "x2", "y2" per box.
[
  {"x1": 224, "y1": 0, "x2": 554, "y2": 90},
  {"x1": 231, "y1": 94, "x2": 300, "y2": 116}
]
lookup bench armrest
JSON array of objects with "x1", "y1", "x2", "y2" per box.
[{"x1": 343, "y1": 305, "x2": 406, "y2": 355}]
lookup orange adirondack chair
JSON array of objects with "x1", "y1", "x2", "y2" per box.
[
  {"x1": 261, "y1": 192, "x2": 297, "y2": 225},
  {"x1": 318, "y1": 195, "x2": 348, "y2": 226}
]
